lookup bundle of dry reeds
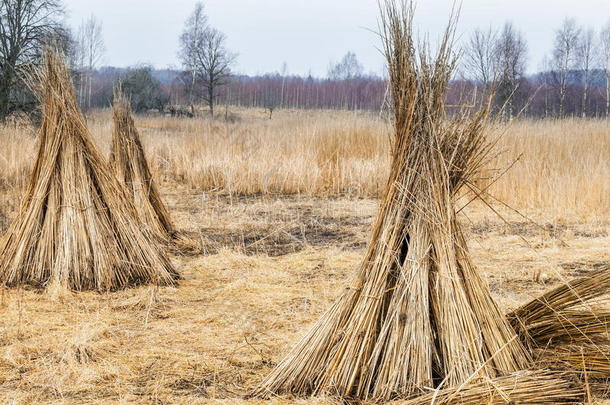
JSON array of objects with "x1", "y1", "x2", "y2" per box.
[
  {"x1": 397, "y1": 370, "x2": 583, "y2": 405},
  {"x1": 254, "y1": 1, "x2": 547, "y2": 401},
  {"x1": 509, "y1": 266, "x2": 610, "y2": 396},
  {"x1": 537, "y1": 343, "x2": 610, "y2": 396},
  {"x1": 0, "y1": 48, "x2": 179, "y2": 291},
  {"x1": 110, "y1": 88, "x2": 196, "y2": 253},
  {"x1": 509, "y1": 266, "x2": 610, "y2": 346}
]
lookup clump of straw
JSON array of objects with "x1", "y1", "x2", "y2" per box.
[
  {"x1": 510, "y1": 266, "x2": 610, "y2": 397},
  {"x1": 0, "y1": 48, "x2": 179, "y2": 291},
  {"x1": 110, "y1": 87, "x2": 197, "y2": 253},
  {"x1": 254, "y1": 1, "x2": 538, "y2": 401},
  {"x1": 397, "y1": 370, "x2": 583, "y2": 405}
]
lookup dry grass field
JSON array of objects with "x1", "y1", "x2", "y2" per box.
[{"x1": 0, "y1": 108, "x2": 608, "y2": 404}]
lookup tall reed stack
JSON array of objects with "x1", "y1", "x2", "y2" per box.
[
  {"x1": 256, "y1": 1, "x2": 532, "y2": 400},
  {"x1": 254, "y1": 0, "x2": 609, "y2": 402},
  {"x1": 0, "y1": 49, "x2": 179, "y2": 291},
  {"x1": 110, "y1": 88, "x2": 176, "y2": 242}
]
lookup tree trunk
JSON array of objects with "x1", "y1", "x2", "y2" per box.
[
  {"x1": 0, "y1": 85, "x2": 11, "y2": 120},
  {"x1": 0, "y1": 62, "x2": 16, "y2": 120},
  {"x1": 582, "y1": 70, "x2": 589, "y2": 118},
  {"x1": 606, "y1": 73, "x2": 610, "y2": 118},
  {"x1": 559, "y1": 82, "x2": 566, "y2": 118},
  {"x1": 208, "y1": 84, "x2": 214, "y2": 117}
]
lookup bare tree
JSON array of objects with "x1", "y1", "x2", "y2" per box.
[
  {"x1": 463, "y1": 27, "x2": 498, "y2": 90},
  {"x1": 0, "y1": 0, "x2": 64, "y2": 119},
  {"x1": 601, "y1": 21, "x2": 610, "y2": 117},
  {"x1": 328, "y1": 51, "x2": 364, "y2": 80},
  {"x1": 280, "y1": 61, "x2": 288, "y2": 107},
  {"x1": 179, "y1": 2, "x2": 235, "y2": 117},
  {"x1": 179, "y1": 2, "x2": 206, "y2": 110},
  {"x1": 577, "y1": 27, "x2": 595, "y2": 117},
  {"x1": 552, "y1": 18, "x2": 581, "y2": 117},
  {"x1": 75, "y1": 15, "x2": 105, "y2": 111},
  {"x1": 495, "y1": 22, "x2": 527, "y2": 120}
]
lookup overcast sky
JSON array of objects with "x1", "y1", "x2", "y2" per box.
[{"x1": 63, "y1": 0, "x2": 610, "y2": 76}]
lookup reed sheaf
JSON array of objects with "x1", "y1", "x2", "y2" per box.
[
  {"x1": 256, "y1": 0, "x2": 532, "y2": 400},
  {"x1": 110, "y1": 88, "x2": 197, "y2": 253},
  {"x1": 110, "y1": 88, "x2": 176, "y2": 242},
  {"x1": 0, "y1": 49, "x2": 179, "y2": 291},
  {"x1": 254, "y1": 0, "x2": 608, "y2": 402}
]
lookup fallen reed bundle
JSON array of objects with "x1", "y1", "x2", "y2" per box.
[
  {"x1": 110, "y1": 88, "x2": 196, "y2": 253},
  {"x1": 396, "y1": 370, "x2": 584, "y2": 405},
  {"x1": 509, "y1": 266, "x2": 610, "y2": 347},
  {"x1": 509, "y1": 266, "x2": 610, "y2": 397},
  {"x1": 537, "y1": 343, "x2": 610, "y2": 397},
  {"x1": 0, "y1": 49, "x2": 179, "y2": 291},
  {"x1": 254, "y1": 1, "x2": 542, "y2": 401}
]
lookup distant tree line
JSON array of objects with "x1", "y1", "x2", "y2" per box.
[{"x1": 2, "y1": 0, "x2": 610, "y2": 120}]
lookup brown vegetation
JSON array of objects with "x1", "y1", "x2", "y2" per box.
[{"x1": 0, "y1": 56, "x2": 607, "y2": 405}]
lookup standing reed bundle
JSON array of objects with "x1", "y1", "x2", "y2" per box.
[
  {"x1": 253, "y1": 1, "x2": 569, "y2": 401},
  {"x1": 110, "y1": 88, "x2": 195, "y2": 253},
  {"x1": 0, "y1": 49, "x2": 179, "y2": 291}
]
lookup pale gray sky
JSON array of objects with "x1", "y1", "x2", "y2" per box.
[{"x1": 63, "y1": 0, "x2": 610, "y2": 76}]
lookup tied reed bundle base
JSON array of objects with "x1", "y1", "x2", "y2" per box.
[
  {"x1": 111, "y1": 88, "x2": 199, "y2": 254},
  {"x1": 0, "y1": 49, "x2": 179, "y2": 292}
]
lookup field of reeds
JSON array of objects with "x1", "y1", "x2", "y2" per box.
[
  {"x1": 1, "y1": 108, "x2": 609, "y2": 217},
  {"x1": 0, "y1": 108, "x2": 608, "y2": 403}
]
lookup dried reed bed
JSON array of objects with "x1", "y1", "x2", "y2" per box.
[
  {"x1": 491, "y1": 119, "x2": 610, "y2": 217},
  {"x1": 0, "y1": 112, "x2": 608, "y2": 218},
  {"x1": 0, "y1": 192, "x2": 607, "y2": 404}
]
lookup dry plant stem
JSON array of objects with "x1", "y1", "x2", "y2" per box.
[
  {"x1": 0, "y1": 49, "x2": 178, "y2": 291},
  {"x1": 255, "y1": 0, "x2": 532, "y2": 400},
  {"x1": 110, "y1": 89, "x2": 197, "y2": 253}
]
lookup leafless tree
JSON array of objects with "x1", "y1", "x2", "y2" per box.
[
  {"x1": 577, "y1": 27, "x2": 595, "y2": 117},
  {"x1": 552, "y1": 18, "x2": 581, "y2": 117},
  {"x1": 495, "y1": 22, "x2": 527, "y2": 120},
  {"x1": 601, "y1": 21, "x2": 610, "y2": 117},
  {"x1": 280, "y1": 61, "x2": 288, "y2": 107},
  {"x1": 328, "y1": 51, "x2": 364, "y2": 80},
  {"x1": 75, "y1": 15, "x2": 105, "y2": 111},
  {"x1": 179, "y1": 2, "x2": 206, "y2": 110},
  {"x1": 179, "y1": 2, "x2": 235, "y2": 117},
  {"x1": 463, "y1": 27, "x2": 498, "y2": 90},
  {"x1": 0, "y1": 0, "x2": 64, "y2": 119}
]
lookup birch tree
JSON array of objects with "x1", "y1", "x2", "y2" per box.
[
  {"x1": 552, "y1": 18, "x2": 580, "y2": 117},
  {"x1": 179, "y1": 2, "x2": 235, "y2": 117}
]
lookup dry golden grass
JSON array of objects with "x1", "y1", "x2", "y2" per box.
[
  {"x1": 0, "y1": 109, "x2": 608, "y2": 403},
  {"x1": 0, "y1": 192, "x2": 608, "y2": 404},
  {"x1": 1, "y1": 108, "x2": 609, "y2": 217}
]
